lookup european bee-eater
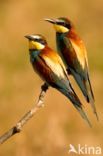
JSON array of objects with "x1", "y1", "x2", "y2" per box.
[
  {"x1": 45, "y1": 17, "x2": 98, "y2": 120},
  {"x1": 25, "y1": 34, "x2": 91, "y2": 126}
]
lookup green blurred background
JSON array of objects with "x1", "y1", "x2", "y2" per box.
[{"x1": 0, "y1": 0, "x2": 103, "y2": 155}]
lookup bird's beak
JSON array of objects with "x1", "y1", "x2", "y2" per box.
[
  {"x1": 25, "y1": 35, "x2": 32, "y2": 40},
  {"x1": 44, "y1": 18, "x2": 56, "y2": 24}
]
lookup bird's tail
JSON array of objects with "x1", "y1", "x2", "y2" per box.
[
  {"x1": 70, "y1": 69, "x2": 98, "y2": 120},
  {"x1": 85, "y1": 75, "x2": 99, "y2": 120},
  {"x1": 58, "y1": 86, "x2": 92, "y2": 127}
]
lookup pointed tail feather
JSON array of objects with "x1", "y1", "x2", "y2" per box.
[
  {"x1": 85, "y1": 75, "x2": 99, "y2": 120},
  {"x1": 89, "y1": 97, "x2": 99, "y2": 121},
  {"x1": 69, "y1": 68, "x2": 98, "y2": 120},
  {"x1": 74, "y1": 105, "x2": 92, "y2": 127},
  {"x1": 57, "y1": 87, "x2": 92, "y2": 127},
  {"x1": 68, "y1": 92, "x2": 92, "y2": 127}
]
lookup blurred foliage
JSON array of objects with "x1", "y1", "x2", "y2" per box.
[{"x1": 0, "y1": 0, "x2": 103, "y2": 156}]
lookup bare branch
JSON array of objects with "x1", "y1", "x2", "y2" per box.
[{"x1": 0, "y1": 83, "x2": 48, "y2": 144}]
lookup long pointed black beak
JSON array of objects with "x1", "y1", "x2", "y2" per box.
[
  {"x1": 44, "y1": 18, "x2": 56, "y2": 24},
  {"x1": 24, "y1": 35, "x2": 31, "y2": 40},
  {"x1": 25, "y1": 35, "x2": 33, "y2": 40}
]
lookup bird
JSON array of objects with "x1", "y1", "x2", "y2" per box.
[
  {"x1": 45, "y1": 17, "x2": 98, "y2": 120},
  {"x1": 25, "y1": 34, "x2": 91, "y2": 127}
]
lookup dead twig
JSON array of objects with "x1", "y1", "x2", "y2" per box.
[{"x1": 0, "y1": 83, "x2": 48, "y2": 144}]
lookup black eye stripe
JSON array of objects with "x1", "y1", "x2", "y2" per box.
[
  {"x1": 57, "y1": 21, "x2": 71, "y2": 29},
  {"x1": 57, "y1": 21, "x2": 68, "y2": 27},
  {"x1": 33, "y1": 38, "x2": 47, "y2": 45},
  {"x1": 57, "y1": 21, "x2": 64, "y2": 25},
  {"x1": 34, "y1": 38, "x2": 40, "y2": 42},
  {"x1": 56, "y1": 18, "x2": 72, "y2": 29}
]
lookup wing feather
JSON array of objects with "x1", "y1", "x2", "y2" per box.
[{"x1": 37, "y1": 49, "x2": 92, "y2": 126}]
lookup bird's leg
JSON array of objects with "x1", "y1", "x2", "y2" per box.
[
  {"x1": 41, "y1": 82, "x2": 49, "y2": 92},
  {"x1": 67, "y1": 68, "x2": 71, "y2": 75},
  {"x1": 37, "y1": 83, "x2": 49, "y2": 107}
]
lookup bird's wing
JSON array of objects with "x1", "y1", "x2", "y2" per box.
[
  {"x1": 40, "y1": 49, "x2": 71, "y2": 89},
  {"x1": 39, "y1": 49, "x2": 92, "y2": 126},
  {"x1": 64, "y1": 36, "x2": 93, "y2": 94},
  {"x1": 64, "y1": 37, "x2": 98, "y2": 119},
  {"x1": 64, "y1": 36, "x2": 87, "y2": 70}
]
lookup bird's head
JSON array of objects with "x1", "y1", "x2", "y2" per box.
[
  {"x1": 45, "y1": 17, "x2": 73, "y2": 33},
  {"x1": 25, "y1": 34, "x2": 47, "y2": 50}
]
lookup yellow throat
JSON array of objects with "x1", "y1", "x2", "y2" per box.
[
  {"x1": 29, "y1": 41, "x2": 45, "y2": 50},
  {"x1": 54, "y1": 24, "x2": 69, "y2": 33}
]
